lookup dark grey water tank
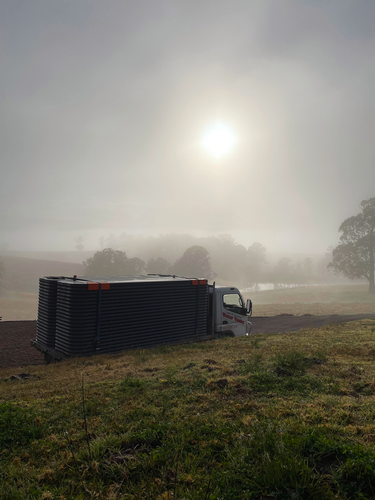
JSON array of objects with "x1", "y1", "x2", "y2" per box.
[
  {"x1": 36, "y1": 277, "x2": 61, "y2": 349},
  {"x1": 38, "y1": 275, "x2": 208, "y2": 358}
]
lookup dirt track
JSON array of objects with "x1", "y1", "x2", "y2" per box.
[
  {"x1": 1, "y1": 314, "x2": 375, "y2": 369},
  {"x1": 250, "y1": 313, "x2": 375, "y2": 335}
]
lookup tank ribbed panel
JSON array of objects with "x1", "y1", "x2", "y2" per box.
[
  {"x1": 36, "y1": 277, "x2": 59, "y2": 348},
  {"x1": 51, "y1": 276, "x2": 208, "y2": 358}
]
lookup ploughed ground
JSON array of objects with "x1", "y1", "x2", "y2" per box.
[
  {"x1": 0, "y1": 321, "x2": 43, "y2": 369},
  {"x1": 1, "y1": 313, "x2": 375, "y2": 369}
]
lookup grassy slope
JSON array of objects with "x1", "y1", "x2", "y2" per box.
[
  {"x1": 1, "y1": 255, "x2": 84, "y2": 294},
  {"x1": 0, "y1": 255, "x2": 82, "y2": 320},
  {"x1": 2, "y1": 319, "x2": 375, "y2": 499}
]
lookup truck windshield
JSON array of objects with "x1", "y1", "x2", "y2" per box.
[{"x1": 223, "y1": 294, "x2": 243, "y2": 309}]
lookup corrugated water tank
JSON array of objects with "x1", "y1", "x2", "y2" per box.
[
  {"x1": 38, "y1": 275, "x2": 208, "y2": 358},
  {"x1": 36, "y1": 277, "x2": 60, "y2": 349}
]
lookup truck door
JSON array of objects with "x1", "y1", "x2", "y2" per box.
[{"x1": 220, "y1": 292, "x2": 247, "y2": 336}]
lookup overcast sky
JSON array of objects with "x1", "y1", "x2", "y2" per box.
[{"x1": 1, "y1": 0, "x2": 375, "y2": 253}]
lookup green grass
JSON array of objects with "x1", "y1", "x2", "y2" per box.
[
  {"x1": 0, "y1": 403, "x2": 45, "y2": 449},
  {"x1": 2, "y1": 319, "x2": 375, "y2": 498}
]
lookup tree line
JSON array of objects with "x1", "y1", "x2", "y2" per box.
[
  {"x1": 83, "y1": 242, "x2": 336, "y2": 288},
  {"x1": 1, "y1": 197, "x2": 373, "y2": 294},
  {"x1": 82, "y1": 196, "x2": 375, "y2": 293},
  {"x1": 83, "y1": 246, "x2": 216, "y2": 280}
]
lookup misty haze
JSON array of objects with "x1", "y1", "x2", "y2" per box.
[{"x1": 1, "y1": 2, "x2": 375, "y2": 498}]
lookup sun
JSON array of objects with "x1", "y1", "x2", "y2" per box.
[{"x1": 202, "y1": 123, "x2": 235, "y2": 157}]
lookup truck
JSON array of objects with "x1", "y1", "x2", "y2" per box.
[
  {"x1": 209, "y1": 283, "x2": 252, "y2": 338},
  {"x1": 32, "y1": 275, "x2": 252, "y2": 362}
]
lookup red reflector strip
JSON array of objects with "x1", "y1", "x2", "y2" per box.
[
  {"x1": 191, "y1": 279, "x2": 198, "y2": 285},
  {"x1": 199, "y1": 279, "x2": 207, "y2": 285},
  {"x1": 87, "y1": 282, "x2": 110, "y2": 290}
]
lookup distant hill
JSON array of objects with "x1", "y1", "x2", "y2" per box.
[
  {"x1": 2, "y1": 250, "x2": 95, "y2": 264},
  {"x1": 1, "y1": 255, "x2": 84, "y2": 293}
]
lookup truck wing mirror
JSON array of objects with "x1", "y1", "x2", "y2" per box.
[{"x1": 246, "y1": 299, "x2": 252, "y2": 316}]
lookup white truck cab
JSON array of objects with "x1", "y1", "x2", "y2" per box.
[{"x1": 209, "y1": 284, "x2": 252, "y2": 338}]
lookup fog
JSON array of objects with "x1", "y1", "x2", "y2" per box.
[{"x1": 1, "y1": 1, "x2": 375, "y2": 254}]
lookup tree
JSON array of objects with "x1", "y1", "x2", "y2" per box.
[
  {"x1": 328, "y1": 197, "x2": 375, "y2": 294},
  {"x1": 83, "y1": 249, "x2": 146, "y2": 276},
  {"x1": 204, "y1": 234, "x2": 246, "y2": 283},
  {"x1": 171, "y1": 246, "x2": 215, "y2": 279},
  {"x1": 75, "y1": 236, "x2": 84, "y2": 251},
  {"x1": 98, "y1": 236, "x2": 105, "y2": 250},
  {"x1": 317, "y1": 246, "x2": 335, "y2": 283},
  {"x1": 273, "y1": 257, "x2": 294, "y2": 287},
  {"x1": 83, "y1": 248, "x2": 129, "y2": 276},
  {"x1": 126, "y1": 257, "x2": 146, "y2": 275},
  {"x1": 292, "y1": 260, "x2": 305, "y2": 285},
  {"x1": 0, "y1": 259, "x2": 5, "y2": 292},
  {"x1": 303, "y1": 257, "x2": 314, "y2": 281},
  {"x1": 245, "y1": 242, "x2": 267, "y2": 287},
  {"x1": 146, "y1": 257, "x2": 170, "y2": 274}
]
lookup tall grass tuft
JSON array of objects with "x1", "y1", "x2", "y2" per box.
[{"x1": 274, "y1": 350, "x2": 306, "y2": 374}]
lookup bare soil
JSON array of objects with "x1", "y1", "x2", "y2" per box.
[
  {"x1": 250, "y1": 313, "x2": 375, "y2": 335},
  {"x1": 0, "y1": 320, "x2": 43, "y2": 369},
  {"x1": 2, "y1": 314, "x2": 375, "y2": 370}
]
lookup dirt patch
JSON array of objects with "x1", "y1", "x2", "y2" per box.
[
  {"x1": 0, "y1": 321, "x2": 44, "y2": 369},
  {"x1": 250, "y1": 313, "x2": 375, "y2": 335}
]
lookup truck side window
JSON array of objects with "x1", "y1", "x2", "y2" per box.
[{"x1": 223, "y1": 294, "x2": 243, "y2": 310}]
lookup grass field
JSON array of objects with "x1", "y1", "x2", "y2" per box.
[
  {"x1": 2, "y1": 318, "x2": 375, "y2": 498},
  {"x1": 243, "y1": 284, "x2": 375, "y2": 317},
  {"x1": 0, "y1": 292, "x2": 38, "y2": 321},
  {"x1": 244, "y1": 284, "x2": 375, "y2": 304}
]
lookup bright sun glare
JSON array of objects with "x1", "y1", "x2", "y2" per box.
[{"x1": 203, "y1": 123, "x2": 235, "y2": 157}]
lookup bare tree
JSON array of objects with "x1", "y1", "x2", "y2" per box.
[
  {"x1": 75, "y1": 236, "x2": 84, "y2": 251},
  {"x1": 98, "y1": 236, "x2": 105, "y2": 250}
]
